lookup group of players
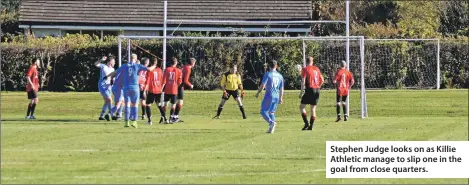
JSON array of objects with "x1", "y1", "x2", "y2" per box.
[
  {"x1": 24, "y1": 55, "x2": 354, "y2": 133},
  {"x1": 95, "y1": 54, "x2": 196, "y2": 128}
]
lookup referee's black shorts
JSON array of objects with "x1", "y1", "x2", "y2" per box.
[
  {"x1": 301, "y1": 88, "x2": 320, "y2": 105},
  {"x1": 222, "y1": 90, "x2": 239, "y2": 100}
]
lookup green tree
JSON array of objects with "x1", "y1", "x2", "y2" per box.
[
  {"x1": 439, "y1": 0, "x2": 469, "y2": 37},
  {"x1": 396, "y1": 1, "x2": 441, "y2": 38}
]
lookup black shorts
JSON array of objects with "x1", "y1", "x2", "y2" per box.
[
  {"x1": 27, "y1": 90, "x2": 38, "y2": 99},
  {"x1": 336, "y1": 90, "x2": 348, "y2": 102},
  {"x1": 177, "y1": 85, "x2": 184, "y2": 100},
  {"x1": 146, "y1": 93, "x2": 162, "y2": 105},
  {"x1": 222, "y1": 90, "x2": 239, "y2": 100},
  {"x1": 301, "y1": 88, "x2": 320, "y2": 105},
  {"x1": 164, "y1": 94, "x2": 177, "y2": 104},
  {"x1": 140, "y1": 90, "x2": 146, "y2": 100}
]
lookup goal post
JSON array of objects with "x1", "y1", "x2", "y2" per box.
[{"x1": 117, "y1": 35, "x2": 369, "y2": 119}]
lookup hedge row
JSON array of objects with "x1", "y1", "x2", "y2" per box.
[{"x1": 1, "y1": 35, "x2": 468, "y2": 91}]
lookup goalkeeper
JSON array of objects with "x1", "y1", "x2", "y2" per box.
[{"x1": 213, "y1": 64, "x2": 247, "y2": 119}]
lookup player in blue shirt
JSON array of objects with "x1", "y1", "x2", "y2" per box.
[
  {"x1": 94, "y1": 56, "x2": 115, "y2": 121},
  {"x1": 104, "y1": 54, "x2": 155, "y2": 128},
  {"x1": 255, "y1": 60, "x2": 284, "y2": 134},
  {"x1": 110, "y1": 65, "x2": 124, "y2": 120}
]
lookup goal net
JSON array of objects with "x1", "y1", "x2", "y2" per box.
[
  {"x1": 364, "y1": 39, "x2": 440, "y2": 89},
  {"x1": 117, "y1": 36, "x2": 369, "y2": 119}
]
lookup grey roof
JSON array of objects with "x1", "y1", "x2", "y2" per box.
[{"x1": 20, "y1": 0, "x2": 312, "y2": 26}]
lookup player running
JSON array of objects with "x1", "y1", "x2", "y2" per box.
[
  {"x1": 173, "y1": 57, "x2": 196, "y2": 123},
  {"x1": 94, "y1": 56, "x2": 115, "y2": 121},
  {"x1": 213, "y1": 64, "x2": 247, "y2": 119},
  {"x1": 333, "y1": 60, "x2": 355, "y2": 122},
  {"x1": 161, "y1": 57, "x2": 183, "y2": 124},
  {"x1": 255, "y1": 60, "x2": 284, "y2": 134},
  {"x1": 25, "y1": 58, "x2": 41, "y2": 120},
  {"x1": 299, "y1": 56, "x2": 324, "y2": 130},
  {"x1": 139, "y1": 57, "x2": 150, "y2": 120},
  {"x1": 143, "y1": 58, "x2": 165, "y2": 125},
  {"x1": 104, "y1": 54, "x2": 155, "y2": 128}
]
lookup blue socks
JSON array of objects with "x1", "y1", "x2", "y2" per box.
[
  {"x1": 130, "y1": 106, "x2": 138, "y2": 121},
  {"x1": 124, "y1": 106, "x2": 130, "y2": 121}
]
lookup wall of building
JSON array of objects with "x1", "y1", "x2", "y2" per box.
[
  {"x1": 122, "y1": 30, "x2": 160, "y2": 36},
  {"x1": 30, "y1": 29, "x2": 161, "y2": 38},
  {"x1": 31, "y1": 29, "x2": 61, "y2": 38}
]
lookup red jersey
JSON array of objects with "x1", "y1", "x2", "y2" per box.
[
  {"x1": 335, "y1": 68, "x2": 354, "y2": 96},
  {"x1": 301, "y1": 65, "x2": 323, "y2": 89},
  {"x1": 145, "y1": 68, "x2": 163, "y2": 94},
  {"x1": 162, "y1": 66, "x2": 182, "y2": 95},
  {"x1": 138, "y1": 70, "x2": 147, "y2": 91},
  {"x1": 181, "y1": 64, "x2": 193, "y2": 87},
  {"x1": 26, "y1": 65, "x2": 39, "y2": 92}
]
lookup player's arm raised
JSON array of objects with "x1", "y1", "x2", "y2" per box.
[{"x1": 94, "y1": 56, "x2": 107, "y2": 68}]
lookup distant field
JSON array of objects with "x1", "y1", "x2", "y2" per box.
[{"x1": 1, "y1": 90, "x2": 468, "y2": 184}]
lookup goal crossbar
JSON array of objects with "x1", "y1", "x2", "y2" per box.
[{"x1": 166, "y1": 19, "x2": 346, "y2": 24}]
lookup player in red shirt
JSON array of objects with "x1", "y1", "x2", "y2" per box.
[
  {"x1": 162, "y1": 57, "x2": 183, "y2": 124},
  {"x1": 138, "y1": 58, "x2": 150, "y2": 120},
  {"x1": 173, "y1": 58, "x2": 196, "y2": 123},
  {"x1": 333, "y1": 61, "x2": 355, "y2": 122},
  {"x1": 143, "y1": 58, "x2": 165, "y2": 125},
  {"x1": 25, "y1": 58, "x2": 41, "y2": 119},
  {"x1": 299, "y1": 56, "x2": 324, "y2": 130}
]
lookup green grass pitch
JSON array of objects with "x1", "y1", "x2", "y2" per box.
[{"x1": 1, "y1": 90, "x2": 468, "y2": 184}]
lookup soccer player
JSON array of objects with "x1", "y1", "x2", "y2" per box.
[
  {"x1": 25, "y1": 58, "x2": 41, "y2": 119},
  {"x1": 161, "y1": 57, "x2": 183, "y2": 124},
  {"x1": 144, "y1": 58, "x2": 165, "y2": 125},
  {"x1": 94, "y1": 56, "x2": 115, "y2": 121},
  {"x1": 333, "y1": 60, "x2": 355, "y2": 122},
  {"x1": 111, "y1": 57, "x2": 124, "y2": 120},
  {"x1": 104, "y1": 54, "x2": 155, "y2": 128},
  {"x1": 139, "y1": 57, "x2": 150, "y2": 120},
  {"x1": 255, "y1": 60, "x2": 284, "y2": 134},
  {"x1": 299, "y1": 56, "x2": 324, "y2": 130},
  {"x1": 213, "y1": 64, "x2": 247, "y2": 119},
  {"x1": 173, "y1": 57, "x2": 196, "y2": 123}
]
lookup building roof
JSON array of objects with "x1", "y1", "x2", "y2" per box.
[{"x1": 19, "y1": 0, "x2": 312, "y2": 26}]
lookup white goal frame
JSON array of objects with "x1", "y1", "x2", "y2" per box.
[{"x1": 117, "y1": 35, "x2": 368, "y2": 119}]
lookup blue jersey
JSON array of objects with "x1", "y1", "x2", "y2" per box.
[
  {"x1": 112, "y1": 72, "x2": 124, "y2": 91},
  {"x1": 115, "y1": 63, "x2": 148, "y2": 89},
  {"x1": 262, "y1": 70, "x2": 284, "y2": 100}
]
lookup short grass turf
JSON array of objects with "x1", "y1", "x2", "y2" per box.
[{"x1": 1, "y1": 90, "x2": 468, "y2": 184}]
